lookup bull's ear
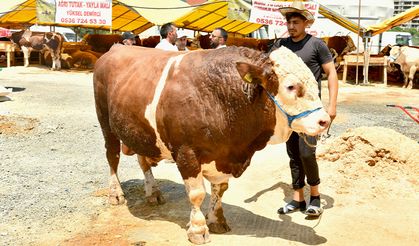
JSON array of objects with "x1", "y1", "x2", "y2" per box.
[{"x1": 236, "y1": 62, "x2": 265, "y2": 85}]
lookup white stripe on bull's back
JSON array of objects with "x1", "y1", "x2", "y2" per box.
[{"x1": 145, "y1": 54, "x2": 186, "y2": 159}]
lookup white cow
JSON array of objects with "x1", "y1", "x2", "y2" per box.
[{"x1": 388, "y1": 46, "x2": 419, "y2": 89}]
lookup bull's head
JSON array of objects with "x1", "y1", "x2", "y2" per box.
[
  {"x1": 388, "y1": 45, "x2": 401, "y2": 62},
  {"x1": 236, "y1": 46, "x2": 330, "y2": 141}
]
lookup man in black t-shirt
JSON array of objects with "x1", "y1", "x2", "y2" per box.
[{"x1": 270, "y1": 0, "x2": 338, "y2": 217}]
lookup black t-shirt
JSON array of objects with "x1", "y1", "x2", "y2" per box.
[{"x1": 270, "y1": 34, "x2": 332, "y2": 97}]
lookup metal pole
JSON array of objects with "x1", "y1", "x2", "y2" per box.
[
  {"x1": 355, "y1": 0, "x2": 361, "y2": 85},
  {"x1": 363, "y1": 38, "x2": 368, "y2": 84}
]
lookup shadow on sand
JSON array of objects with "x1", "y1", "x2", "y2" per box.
[{"x1": 122, "y1": 179, "x2": 327, "y2": 245}]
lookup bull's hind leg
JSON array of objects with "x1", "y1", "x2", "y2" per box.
[
  {"x1": 206, "y1": 183, "x2": 231, "y2": 234},
  {"x1": 104, "y1": 132, "x2": 125, "y2": 205},
  {"x1": 137, "y1": 155, "x2": 165, "y2": 205}
]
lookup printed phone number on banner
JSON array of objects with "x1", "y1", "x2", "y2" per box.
[
  {"x1": 60, "y1": 18, "x2": 108, "y2": 25},
  {"x1": 255, "y1": 18, "x2": 286, "y2": 26}
]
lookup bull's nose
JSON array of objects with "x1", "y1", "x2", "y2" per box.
[{"x1": 318, "y1": 116, "x2": 330, "y2": 130}]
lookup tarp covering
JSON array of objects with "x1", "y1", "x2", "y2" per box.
[
  {"x1": 0, "y1": 0, "x2": 263, "y2": 36},
  {"x1": 318, "y1": 4, "x2": 366, "y2": 35},
  {"x1": 0, "y1": 0, "x2": 417, "y2": 37},
  {"x1": 174, "y1": 0, "x2": 264, "y2": 36},
  {"x1": 119, "y1": 0, "x2": 194, "y2": 26},
  {"x1": 366, "y1": 6, "x2": 419, "y2": 36}
]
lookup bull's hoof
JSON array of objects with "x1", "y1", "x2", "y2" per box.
[
  {"x1": 108, "y1": 193, "x2": 125, "y2": 205},
  {"x1": 208, "y1": 222, "x2": 231, "y2": 234},
  {"x1": 146, "y1": 190, "x2": 166, "y2": 205},
  {"x1": 187, "y1": 227, "x2": 210, "y2": 244}
]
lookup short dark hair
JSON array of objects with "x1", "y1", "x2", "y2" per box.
[
  {"x1": 160, "y1": 23, "x2": 175, "y2": 39},
  {"x1": 285, "y1": 12, "x2": 307, "y2": 22},
  {"x1": 214, "y1": 27, "x2": 228, "y2": 41}
]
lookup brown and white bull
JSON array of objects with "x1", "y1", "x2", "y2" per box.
[
  {"x1": 93, "y1": 45, "x2": 330, "y2": 244},
  {"x1": 10, "y1": 30, "x2": 63, "y2": 70},
  {"x1": 388, "y1": 45, "x2": 419, "y2": 89}
]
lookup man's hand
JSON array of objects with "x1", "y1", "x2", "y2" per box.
[{"x1": 328, "y1": 105, "x2": 336, "y2": 120}]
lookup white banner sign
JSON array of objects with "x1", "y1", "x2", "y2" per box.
[
  {"x1": 249, "y1": 0, "x2": 319, "y2": 27},
  {"x1": 37, "y1": 0, "x2": 112, "y2": 26}
]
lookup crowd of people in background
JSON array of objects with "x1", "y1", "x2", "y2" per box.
[{"x1": 121, "y1": 22, "x2": 228, "y2": 51}]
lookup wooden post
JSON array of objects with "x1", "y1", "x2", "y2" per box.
[
  {"x1": 6, "y1": 50, "x2": 11, "y2": 67},
  {"x1": 342, "y1": 56, "x2": 348, "y2": 84},
  {"x1": 383, "y1": 57, "x2": 387, "y2": 86}
]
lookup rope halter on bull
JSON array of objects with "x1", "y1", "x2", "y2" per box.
[
  {"x1": 388, "y1": 46, "x2": 401, "y2": 62},
  {"x1": 265, "y1": 90, "x2": 324, "y2": 148}
]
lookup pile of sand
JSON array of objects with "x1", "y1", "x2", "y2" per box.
[
  {"x1": 317, "y1": 127, "x2": 419, "y2": 199},
  {"x1": 318, "y1": 126, "x2": 418, "y2": 166}
]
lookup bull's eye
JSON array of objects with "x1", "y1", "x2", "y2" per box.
[{"x1": 287, "y1": 85, "x2": 295, "y2": 91}]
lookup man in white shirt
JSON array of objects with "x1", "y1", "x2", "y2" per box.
[
  {"x1": 155, "y1": 23, "x2": 178, "y2": 51},
  {"x1": 210, "y1": 27, "x2": 227, "y2": 49},
  {"x1": 176, "y1": 30, "x2": 189, "y2": 51}
]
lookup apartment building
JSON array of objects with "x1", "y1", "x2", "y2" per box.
[{"x1": 393, "y1": 0, "x2": 419, "y2": 29}]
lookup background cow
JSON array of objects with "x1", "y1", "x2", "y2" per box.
[
  {"x1": 93, "y1": 45, "x2": 330, "y2": 244},
  {"x1": 10, "y1": 30, "x2": 64, "y2": 70},
  {"x1": 388, "y1": 45, "x2": 419, "y2": 89},
  {"x1": 321, "y1": 36, "x2": 356, "y2": 70}
]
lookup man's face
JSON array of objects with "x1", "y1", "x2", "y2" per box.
[
  {"x1": 210, "y1": 30, "x2": 224, "y2": 48},
  {"x1": 176, "y1": 36, "x2": 188, "y2": 50},
  {"x1": 286, "y1": 16, "x2": 309, "y2": 38},
  {"x1": 168, "y1": 26, "x2": 178, "y2": 44},
  {"x1": 123, "y1": 38, "x2": 136, "y2": 46}
]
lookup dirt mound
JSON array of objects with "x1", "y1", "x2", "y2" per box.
[
  {"x1": 319, "y1": 126, "x2": 418, "y2": 166},
  {"x1": 318, "y1": 127, "x2": 419, "y2": 198}
]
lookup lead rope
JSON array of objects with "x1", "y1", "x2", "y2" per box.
[
  {"x1": 298, "y1": 133, "x2": 321, "y2": 148},
  {"x1": 298, "y1": 119, "x2": 334, "y2": 148}
]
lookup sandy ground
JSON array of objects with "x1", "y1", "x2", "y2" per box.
[{"x1": 0, "y1": 66, "x2": 418, "y2": 246}]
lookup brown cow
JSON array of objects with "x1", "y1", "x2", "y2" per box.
[
  {"x1": 321, "y1": 36, "x2": 356, "y2": 69},
  {"x1": 82, "y1": 34, "x2": 122, "y2": 53},
  {"x1": 140, "y1": 35, "x2": 160, "y2": 48},
  {"x1": 10, "y1": 30, "x2": 64, "y2": 70},
  {"x1": 93, "y1": 45, "x2": 330, "y2": 244},
  {"x1": 197, "y1": 34, "x2": 276, "y2": 52}
]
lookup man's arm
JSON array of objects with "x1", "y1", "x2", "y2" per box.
[{"x1": 321, "y1": 61, "x2": 338, "y2": 120}]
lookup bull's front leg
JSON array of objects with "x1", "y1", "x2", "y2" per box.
[
  {"x1": 177, "y1": 146, "x2": 210, "y2": 244},
  {"x1": 22, "y1": 46, "x2": 30, "y2": 67},
  {"x1": 51, "y1": 51, "x2": 62, "y2": 70},
  {"x1": 206, "y1": 183, "x2": 231, "y2": 233},
  {"x1": 184, "y1": 172, "x2": 210, "y2": 244}
]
